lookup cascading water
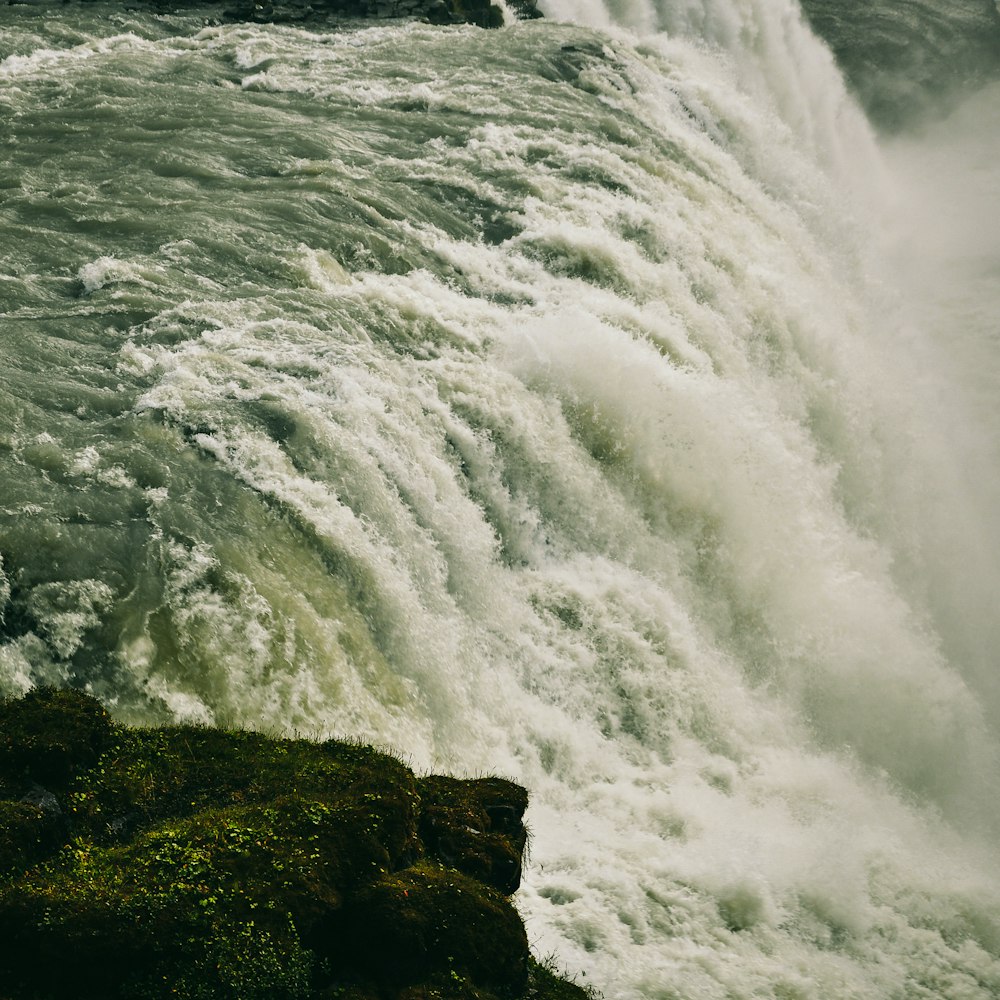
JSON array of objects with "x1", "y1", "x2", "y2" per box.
[{"x1": 2, "y1": 1, "x2": 999, "y2": 996}]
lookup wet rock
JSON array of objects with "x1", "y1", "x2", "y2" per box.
[
  {"x1": 508, "y1": 0, "x2": 541, "y2": 18},
  {"x1": 425, "y1": 0, "x2": 453, "y2": 24}
]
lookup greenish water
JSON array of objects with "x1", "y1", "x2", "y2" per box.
[{"x1": 3, "y1": 3, "x2": 1000, "y2": 996}]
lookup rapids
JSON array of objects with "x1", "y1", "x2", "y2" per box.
[{"x1": 1, "y1": 1, "x2": 999, "y2": 996}]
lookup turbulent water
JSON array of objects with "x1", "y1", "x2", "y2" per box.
[{"x1": 3, "y1": 1, "x2": 1000, "y2": 996}]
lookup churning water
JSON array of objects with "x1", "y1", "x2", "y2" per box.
[{"x1": 2, "y1": 1, "x2": 1000, "y2": 996}]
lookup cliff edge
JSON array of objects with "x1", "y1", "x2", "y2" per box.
[{"x1": 0, "y1": 687, "x2": 589, "y2": 1000}]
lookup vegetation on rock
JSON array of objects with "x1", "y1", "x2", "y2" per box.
[{"x1": 0, "y1": 687, "x2": 591, "y2": 1000}]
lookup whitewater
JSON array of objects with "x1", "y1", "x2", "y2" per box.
[{"x1": 2, "y1": 0, "x2": 999, "y2": 996}]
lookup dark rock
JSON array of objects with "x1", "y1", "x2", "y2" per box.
[
  {"x1": 425, "y1": 0, "x2": 454, "y2": 24},
  {"x1": 20, "y1": 783, "x2": 61, "y2": 817},
  {"x1": 0, "y1": 688, "x2": 587, "y2": 1000},
  {"x1": 507, "y1": 0, "x2": 541, "y2": 19},
  {"x1": 418, "y1": 774, "x2": 529, "y2": 894},
  {"x1": 449, "y1": 0, "x2": 499, "y2": 29},
  {"x1": 13, "y1": 0, "x2": 544, "y2": 27}
]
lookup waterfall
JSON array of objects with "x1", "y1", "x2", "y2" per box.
[{"x1": 1, "y1": 2, "x2": 999, "y2": 995}]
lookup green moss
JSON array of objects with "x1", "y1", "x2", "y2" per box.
[
  {"x1": 525, "y1": 958, "x2": 596, "y2": 1000},
  {"x1": 325, "y1": 858, "x2": 528, "y2": 992},
  {"x1": 0, "y1": 689, "x2": 589, "y2": 1000},
  {"x1": 417, "y1": 775, "x2": 528, "y2": 894},
  {"x1": 67, "y1": 726, "x2": 419, "y2": 843},
  {"x1": 0, "y1": 801, "x2": 64, "y2": 882},
  {"x1": 0, "y1": 863, "x2": 313, "y2": 1000},
  {"x1": 0, "y1": 687, "x2": 113, "y2": 790}
]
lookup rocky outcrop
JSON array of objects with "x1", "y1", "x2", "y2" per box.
[
  {"x1": 0, "y1": 687, "x2": 589, "y2": 1000},
  {"x1": 216, "y1": 0, "x2": 542, "y2": 28},
  {"x1": 369, "y1": 0, "x2": 541, "y2": 26},
  {"x1": 2, "y1": 0, "x2": 543, "y2": 27}
]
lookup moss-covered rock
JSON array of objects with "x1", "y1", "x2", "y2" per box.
[
  {"x1": 0, "y1": 688, "x2": 591, "y2": 1000},
  {"x1": 0, "y1": 687, "x2": 113, "y2": 790},
  {"x1": 325, "y1": 859, "x2": 528, "y2": 992},
  {"x1": 418, "y1": 774, "x2": 528, "y2": 894}
]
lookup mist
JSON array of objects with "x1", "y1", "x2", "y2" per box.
[{"x1": 872, "y1": 80, "x2": 1000, "y2": 738}]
